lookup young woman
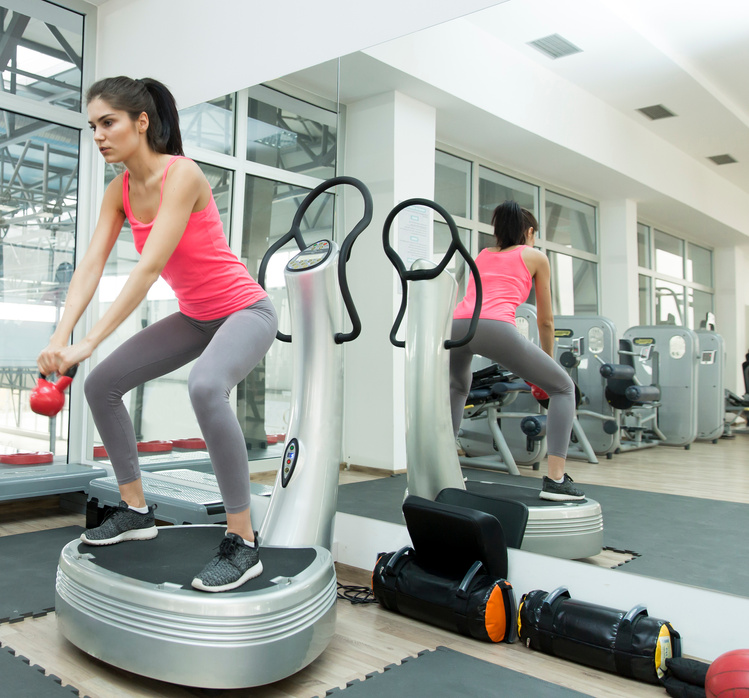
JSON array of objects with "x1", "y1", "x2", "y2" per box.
[
  {"x1": 37, "y1": 76, "x2": 278, "y2": 592},
  {"x1": 449, "y1": 200, "x2": 585, "y2": 501}
]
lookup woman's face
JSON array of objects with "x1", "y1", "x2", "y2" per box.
[{"x1": 87, "y1": 98, "x2": 146, "y2": 163}]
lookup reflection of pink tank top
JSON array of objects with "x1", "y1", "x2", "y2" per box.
[
  {"x1": 453, "y1": 247, "x2": 532, "y2": 325},
  {"x1": 122, "y1": 156, "x2": 266, "y2": 320}
]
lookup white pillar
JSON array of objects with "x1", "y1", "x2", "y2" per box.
[
  {"x1": 714, "y1": 245, "x2": 749, "y2": 393},
  {"x1": 342, "y1": 92, "x2": 437, "y2": 472},
  {"x1": 599, "y1": 199, "x2": 639, "y2": 333}
]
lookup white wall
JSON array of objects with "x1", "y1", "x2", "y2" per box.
[{"x1": 95, "y1": 0, "x2": 506, "y2": 108}]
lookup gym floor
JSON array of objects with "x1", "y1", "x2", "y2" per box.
[{"x1": 2, "y1": 430, "x2": 746, "y2": 697}]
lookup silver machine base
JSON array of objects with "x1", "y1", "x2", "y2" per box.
[
  {"x1": 55, "y1": 526, "x2": 337, "y2": 689},
  {"x1": 521, "y1": 497, "x2": 603, "y2": 559}
]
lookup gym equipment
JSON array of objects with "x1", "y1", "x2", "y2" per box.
[
  {"x1": 55, "y1": 175, "x2": 373, "y2": 689},
  {"x1": 372, "y1": 495, "x2": 516, "y2": 643},
  {"x1": 705, "y1": 649, "x2": 749, "y2": 698},
  {"x1": 695, "y1": 330, "x2": 725, "y2": 442},
  {"x1": 382, "y1": 199, "x2": 602, "y2": 560},
  {"x1": 518, "y1": 586, "x2": 681, "y2": 685},
  {"x1": 599, "y1": 338, "x2": 665, "y2": 452},
  {"x1": 623, "y1": 326, "x2": 699, "y2": 449},
  {"x1": 553, "y1": 316, "x2": 620, "y2": 458},
  {"x1": 29, "y1": 365, "x2": 77, "y2": 417}
]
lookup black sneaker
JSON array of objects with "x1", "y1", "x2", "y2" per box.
[
  {"x1": 191, "y1": 532, "x2": 263, "y2": 593},
  {"x1": 540, "y1": 474, "x2": 586, "y2": 501},
  {"x1": 81, "y1": 501, "x2": 158, "y2": 545}
]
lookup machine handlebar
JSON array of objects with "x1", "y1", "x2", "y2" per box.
[
  {"x1": 258, "y1": 176, "x2": 373, "y2": 344},
  {"x1": 382, "y1": 198, "x2": 482, "y2": 350}
]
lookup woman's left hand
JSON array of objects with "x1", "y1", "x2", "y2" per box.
[{"x1": 55, "y1": 340, "x2": 94, "y2": 377}]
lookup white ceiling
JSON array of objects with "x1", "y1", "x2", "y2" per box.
[
  {"x1": 465, "y1": 0, "x2": 749, "y2": 194},
  {"x1": 276, "y1": 0, "x2": 749, "y2": 243}
]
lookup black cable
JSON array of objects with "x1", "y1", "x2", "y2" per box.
[{"x1": 337, "y1": 582, "x2": 377, "y2": 604}]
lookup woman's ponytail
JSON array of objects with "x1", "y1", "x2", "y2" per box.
[
  {"x1": 140, "y1": 78, "x2": 184, "y2": 156},
  {"x1": 491, "y1": 201, "x2": 527, "y2": 248}
]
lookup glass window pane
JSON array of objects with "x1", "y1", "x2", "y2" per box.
[
  {"x1": 435, "y1": 150, "x2": 471, "y2": 219},
  {"x1": 637, "y1": 223, "x2": 651, "y2": 268},
  {"x1": 478, "y1": 166, "x2": 538, "y2": 227},
  {"x1": 91, "y1": 163, "x2": 233, "y2": 463},
  {"x1": 0, "y1": 111, "x2": 79, "y2": 460},
  {"x1": 654, "y1": 229, "x2": 684, "y2": 278},
  {"x1": 548, "y1": 251, "x2": 598, "y2": 315},
  {"x1": 247, "y1": 87, "x2": 337, "y2": 179},
  {"x1": 433, "y1": 220, "x2": 470, "y2": 300},
  {"x1": 180, "y1": 93, "x2": 235, "y2": 155},
  {"x1": 655, "y1": 280, "x2": 685, "y2": 325},
  {"x1": 545, "y1": 191, "x2": 597, "y2": 254},
  {"x1": 687, "y1": 288, "x2": 713, "y2": 330},
  {"x1": 0, "y1": 4, "x2": 83, "y2": 111},
  {"x1": 639, "y1": 274, "x2": 652, "y2": 325},
  {"x1": 242, "y1": 174, "x2": 334, "y2": 458},
  {"x1": 687, "y1": 243, "x2": 712, "y2": 286}
]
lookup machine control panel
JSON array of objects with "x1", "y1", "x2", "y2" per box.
[
  {"x1": 287, "y1": 240, "x2": 332, "y2": 272},
  {"x1": 281, "y1": 438, "x2": 300, "y2": 487}
]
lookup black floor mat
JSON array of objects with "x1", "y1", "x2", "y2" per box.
[
  {"x1": 0, "y1": 526, "x2": 84, "y2": 623},
  {"x1": 337, "y1": 470, "x2": 749, "y2": 597},
  {"x1": 324, "y1": 645, "x2": 591, "y2": 697},
  {"x1": 0, "y1": 643, "x2": 87, "y2": 697}
]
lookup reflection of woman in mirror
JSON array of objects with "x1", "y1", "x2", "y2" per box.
[
  {"x1": 36, "y1": 76, "x2": 277, "y2": 592},
  {"x1": 449, "y1": 200, "x2": 584, "y2": 501}
]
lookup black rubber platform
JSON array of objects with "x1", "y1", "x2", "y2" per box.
[
  {"x1": 324, "y1": 645, "x2": 591, "y2": 697},
  {"x1": 84, "y1": 525, "x2": 318, "y2": 590},
  {"x1": 0, "y1": 525, "x2": 84, "y2": 623},
  {"x1": 337, "y1": 469, "x2": 749, "y2": 597},
  {"x1": 0, "y1": 643, "x2": 88, "y2": 697}
]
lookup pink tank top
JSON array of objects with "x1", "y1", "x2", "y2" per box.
[
  {"x1": 453, "y1": 246, "x2": 532, "y2": 325},
  {"x1": 122, "y1": 156, "x2": 266, "y2": 320}
]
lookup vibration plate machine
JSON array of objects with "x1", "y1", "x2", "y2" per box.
[
  {"x1": 55, "y1": 176, "x2": 373, "y2": 689},
  {"x1": 383, "y1": 199, "x2": 603, "y2": 560}
]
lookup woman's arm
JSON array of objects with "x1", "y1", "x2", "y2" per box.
[
  {"x1": 61, "y1": 161, "x2": 204, "y2": 374},
  {"x1": 37, "y1": 177, "x2": 125, "y2": 375},
  {"x1": 528, "y1": 249, "x2": 555, "y2": 357}
]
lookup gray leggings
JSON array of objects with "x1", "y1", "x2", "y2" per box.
[
  {"x1": 449, "y1": 318, "x2": 575, "y2": 459},
  {"x1": 84, "y1": 297, "x2": 277, "y2": 513}
]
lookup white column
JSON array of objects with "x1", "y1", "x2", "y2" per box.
[
  {"x1": 342, "y1": 92, "x2": 437, "y2": 472},
  {"x1": 599, "y1": 199, "x2": 639, "y2": 334},
  {"x1": 714, "y1": 245, "x2": 749, "y2": 393}
]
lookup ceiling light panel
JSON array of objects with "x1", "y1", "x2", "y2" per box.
[
  {"x1": 707, "y1": 154, "x2": 737, "y2": 165},
  {"x1": 637, "y1": 104, "x2": 677, "y2": 120},
  {"x1": 527, "y1": 34, "x2": 582, "y2": 60}
]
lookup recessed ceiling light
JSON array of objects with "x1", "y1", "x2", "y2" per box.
[
  {"x1": 637, "y1": 104, "x2": 677, "y2": 120},
  {"x1": 527, "y1": 34, "x2": 582, "y2": 60},
  {"x1": 707, "y1": 154, "x2": 737, "y2": 165}
]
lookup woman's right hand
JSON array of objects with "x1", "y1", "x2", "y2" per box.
[{"x1": 37, "y1": 341, "x2": 68, "y2": 377}]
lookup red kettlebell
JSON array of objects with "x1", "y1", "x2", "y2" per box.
[
  {"x1": 30, "y1": 365, "x2": 78, "y2": 417},
  {"x1": 527, "y1": 382, "x2": 550, "y2": 402}
]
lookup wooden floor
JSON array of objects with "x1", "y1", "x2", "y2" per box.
[{"x1": 3, "y1": 431, "x2": 746, "y2": 697}]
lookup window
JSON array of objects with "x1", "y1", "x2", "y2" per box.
[
  {"x1": 654, "y1": 229, "x2": 684, "y2": 279},
  {"x1": 478, "y1": 166, "x2": 539, "y2": 226},
  {"x1": 637, "y1": 223, "x2": 651, "y2": 268},
  {"x1": 549, "y1": 252, "x2": 598, "y2": 316},
  {"x1": 546, "y1": 191, "x2": 596, "y2": 254},
  {"x1": 247, "y1": 86, "x2": 337, "y2": 180},
  {"x1": 638, "y1": 223, "x2": 713, "y2": 329},
  {"x1": 435, "y1": 149, "x2": 599, "y2": 316},
  {"x1": 181, "y1": 94, "x2": 235, "y2": 155},
  {"x1": 0, "y1": 2, "x2": 84, "y2": 112},
  {"x1": 435, "y1": 150, "x2": 471, "y2": 219}
]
